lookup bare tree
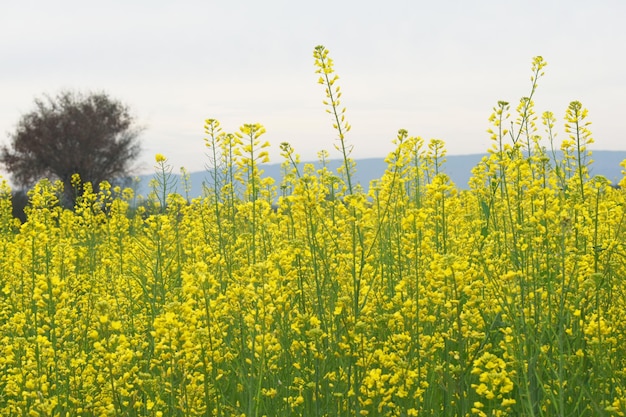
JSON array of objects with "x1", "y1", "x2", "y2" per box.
[{"x1": 1, "y1": 90, "x2": 143, "y2": 205}]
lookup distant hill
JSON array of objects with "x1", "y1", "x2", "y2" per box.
[{"x1": 132, "y1": 151, "x2": 626, "y2": 200}]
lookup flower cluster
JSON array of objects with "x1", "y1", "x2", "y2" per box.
[{"x1": 0, "y1": 48, "x2": 625, "y2": 417}]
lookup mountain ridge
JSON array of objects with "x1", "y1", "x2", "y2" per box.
[{"x1": 133, "y1": 150, "x2": 626, "y2": 200}]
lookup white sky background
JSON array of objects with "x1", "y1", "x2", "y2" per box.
[{"x1": 1, "y1": 0, "x2": 625, "y2": 176}]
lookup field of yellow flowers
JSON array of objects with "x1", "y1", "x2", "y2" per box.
[{"x1": 1, "y1": 47, "x2": 626, "y2": 416}]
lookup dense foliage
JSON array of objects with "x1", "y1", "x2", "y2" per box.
[{"x1": 0, "y1": 48, "x2": 625, "y2": 416}]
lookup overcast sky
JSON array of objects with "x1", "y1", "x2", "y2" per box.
[{"x1": 1, "y1": 0, "x2": 625, "y2": 176}]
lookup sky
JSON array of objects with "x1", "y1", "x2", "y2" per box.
[{"x1": 1, "y1": 0, "x2": 625, "y2": 177}]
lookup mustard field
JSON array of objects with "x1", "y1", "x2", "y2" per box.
[{"x1": 1, "y1": 48, "x2": 626, "y2": 416}]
